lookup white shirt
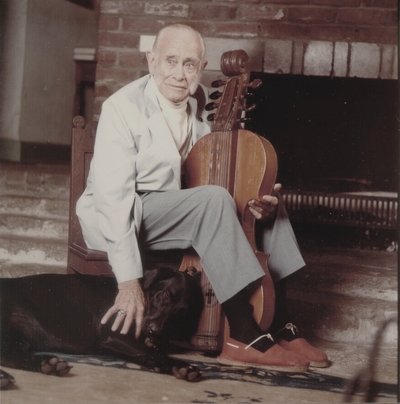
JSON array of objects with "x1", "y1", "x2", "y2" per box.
[{"x1": 150, "y1": 77, "x2": 193, "y2": 163}]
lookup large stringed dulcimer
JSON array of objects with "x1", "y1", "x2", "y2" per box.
[{"x1": 179, "y1": 49, "x2": 278, "y2": 351}]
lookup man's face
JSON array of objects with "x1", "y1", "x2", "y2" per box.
[{"x1": 147, "y1": 30, "x2": 207, "y2": 103}]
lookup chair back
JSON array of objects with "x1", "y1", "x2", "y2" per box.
[{"x1": 67, "y1": 115, "x2": 112, "y2": 275}]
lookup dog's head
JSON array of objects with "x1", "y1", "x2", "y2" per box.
[{"x1": 141, "y1": 267, "x2": 204, "y2": 344}]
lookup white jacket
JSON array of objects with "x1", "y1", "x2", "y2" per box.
[{"x1": 76, "y1": 74, "x2": 211, "y2": 283}]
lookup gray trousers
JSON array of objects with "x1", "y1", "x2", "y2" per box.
[{"x1": 139, "y1": 185, "x2": 305, "y2": 303}]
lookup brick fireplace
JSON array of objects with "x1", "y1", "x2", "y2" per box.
[
  {"x1": 94, "y1": 0, "x2": 397, "y2": 114},
  {"x1": 92, "y1": 0, "x2": 398, "y2": 197}
]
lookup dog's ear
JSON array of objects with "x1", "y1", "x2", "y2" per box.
[
  {"x1": 142, "y1": 267, "x2": 175, "y2": 290},
  {"x1": 142, "y1": 268, "x2": 161, "y2": 290}
]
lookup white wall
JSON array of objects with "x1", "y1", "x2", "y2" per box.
[
  {"x1": 0, "y1": 0, "x2": 29, "y2": 144},
  {"x1": 0, "y1": 0, "x2": 98, "y2": 161}
]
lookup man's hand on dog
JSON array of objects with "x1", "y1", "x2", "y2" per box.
[
  {"x1": 248, "y1": 183, "x2": 282, "y2": 221},
  {"x1": 101, "y1": 279, "x2": 146, "y2": 338}
]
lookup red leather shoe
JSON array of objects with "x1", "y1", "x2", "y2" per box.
[
  {"x1": 275, "y1": 324, "x2": 330, "y2": 368},
  {"x1": 217, "y1": 335, "x2": 310, "y2": 373}
]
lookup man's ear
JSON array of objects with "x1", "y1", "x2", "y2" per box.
[
  {"x1": 201, "y1": 60, "x2": 208, "y2": 72},
  {"x1": 146, "y1": 50, "x2": 155, "y2": 74}
]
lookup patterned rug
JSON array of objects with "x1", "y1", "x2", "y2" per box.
[{"x1": 47, "y1": 351, "x2": 397, "y2": 400}]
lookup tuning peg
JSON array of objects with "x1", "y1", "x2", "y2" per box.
[
  {"x1": 207, "y1": 113, "x2": 216, "y2": 122},
  {"x1": 205, "y1": 102, "x2": 219, "y2": 111},
  {"x1": 211, "y1": 79, "x2": 226, "y2": 88},
  {"x1": 244, "y1": 103, "x2": 257, "y2": 113},
  {"x1": 237, "y1": 102, "x2": 257, "y2": 113},
  {"x1": 246, "y1": 78, "x2": 262, "y2": 89},
  {"x1": 210, "y1": 90, "x2": 223, "y2": 100}
]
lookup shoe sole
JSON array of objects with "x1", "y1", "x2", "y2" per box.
[
  {"x1": 310, "y1": 360, "x2": 330, "y2": 368},
  {"x1": 217, "y1": 357, "x2": 309, "y2": 373}
]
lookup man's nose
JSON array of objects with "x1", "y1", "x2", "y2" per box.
[{"x1": 173, "y1": 64, "x2": 185, "y2": 80}]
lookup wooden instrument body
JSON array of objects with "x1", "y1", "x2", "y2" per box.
[
  {"x1": 185, "y1": 129, "x2": 277, "y2": 252},
  {"x1": 179, "y1": 50, "x2": 278, "y2": 350}
]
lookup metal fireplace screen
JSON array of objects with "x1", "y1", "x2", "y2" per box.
[{"x1": 281, "y1": 190, "x2": 398, "y2": 230}]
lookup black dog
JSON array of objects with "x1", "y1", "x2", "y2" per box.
[{"x1": 0, "y1": 267, "x2": 204, "y2": 389}]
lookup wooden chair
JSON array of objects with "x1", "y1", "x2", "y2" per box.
[
  {"x1": 67, "y1": 116, "x2": 112, "y2": 275},
  {"x1": 67, "y1": 116, "x2": 184, "y2": 276}
]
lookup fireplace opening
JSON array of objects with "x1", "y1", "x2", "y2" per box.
[
  {"x1": 247, "y1": 73, "x2": 398, "y2": 248},
  {"x1": 247, "y1": 74, "x2": 398, "y2": 193}
]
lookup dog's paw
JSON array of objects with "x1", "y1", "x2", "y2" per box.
[
  {"x1": 152, "y1": 356, "x2": 201, "y2": 381},
  {"x1": 40, "y1": 357, "x2": 72, "y2": 376},
  {"x1": 0, "y1": 370, "x2": 15, "y2": 390},
  {"x1": 171, "y1": 365, "x2": 201, "y2": 382}
]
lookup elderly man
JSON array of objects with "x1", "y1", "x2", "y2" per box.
[{"x1": 77, "y1": 24, "x2": 328, "y2": 371}]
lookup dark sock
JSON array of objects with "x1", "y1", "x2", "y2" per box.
[
  {"x1": 269, "y1": 277, "x2": 300, "y2": 341},
  {"x1": 221, "y1": 287, "x2": 274, "y2": 353},
  {"x1": 269, "y1": 278, "x2": 289, "y2": 334}
]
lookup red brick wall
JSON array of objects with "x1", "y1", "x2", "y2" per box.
[{"x1": 94, "y1": 0, "x2": 397, "y2": 115}]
